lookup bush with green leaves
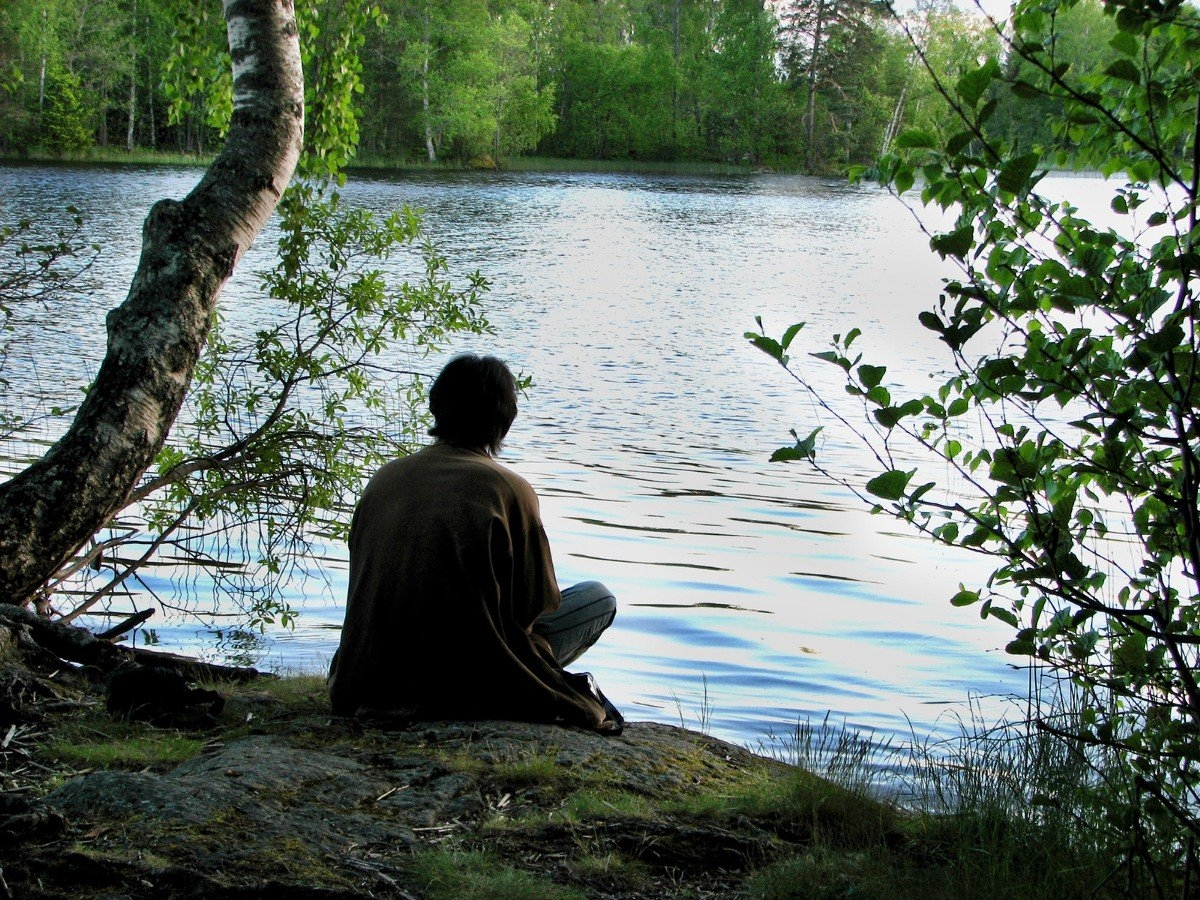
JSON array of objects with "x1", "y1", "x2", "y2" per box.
[
  {"x1": 105, "y1": 186, "x2": 489, "y2": 628},
  {"x1": 751, "y1": 0, "x2": 1200, "y2": 886}
]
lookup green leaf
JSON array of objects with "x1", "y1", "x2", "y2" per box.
[
  {"x1": 910, "y1": 481, "x2": 935, "y2": 502},
  {"x1": 857, "y1": 364, "x2": 886, "y2": 390},
  {"x1": 918, "y1": 311, "x2": 945, "y2": 335},
  {"x1": 935, "y1": 522, "x2": 959, "y2": 542},
  {"x1": 865, "y1": 469, "x2": 911, "y2": 501},
  {"x1": 931, "y1": 225, "x2": 974, "y2": 260},
  {"x1": 1135, "y1": 322, "x2": 1185, "y2": 358},
  {"x1": 956, "y1": 60, "x2": 999, "y2": 107},
  {"x1": 896, "y1": 129, "x2": 937, "y2": 149},
  {"x1": 1110, "y1": 31, "x2": 1139, "y2": 55},
  {"x1": 865, "y1": 385, "x2": 891, "y2": 407},
  {"x1": 746, "y1": 333, "x2": 783, "y2": 361},
  {"x1": 997, "y1": 153, "x2": 1040, "y2": 196},
  {"x1": 874, "y1": 407, "x2": 902, "y2": 429},
  {"x1": 988, "y1": 607, "x2": 1020, "y2": 627},
  {"x1": 945, "y1": 131, "x2": 973, "y2": 157},
  {"x1": 1011, "y1": 80, "x2": 1041, "y2": 99},
  {"x1": 1115, "y1": 6, "x2": 1145, "y2": 31},
  {"x1": 770, "y1": 427, "x2": 822, "y2": 462},
  {"x1": 950, "y1": 589, "x2": 979, "y2": 607},
  {"x1": 1104, "y1": 59, "x2": 1141, "y2": 84},
  {"x1": 780, "y1": 322, "x2": 805, "y2": 351}
]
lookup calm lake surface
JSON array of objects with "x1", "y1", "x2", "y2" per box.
[{"x1": 2, "y1": 162, "x2": 1037, "y2": 755}]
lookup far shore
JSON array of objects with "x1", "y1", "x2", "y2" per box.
[{"x1": 1, "y1": 147, "x2": 791, "y2": 178}]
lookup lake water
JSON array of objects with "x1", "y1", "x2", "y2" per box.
[{"x1": 2, "y1": 162, "x2": 1034, "y2": 756}]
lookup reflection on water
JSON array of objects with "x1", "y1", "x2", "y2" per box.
[{"x1": 1, "y1": 162, "x2": 1034, "y2": 751}]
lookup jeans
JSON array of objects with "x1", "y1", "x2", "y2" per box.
[{"x1": 532, "y1": 580, "x2": 616, "y2": 667}]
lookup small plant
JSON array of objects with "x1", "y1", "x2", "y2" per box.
[
  {"x1": 671, "y1": 672, "x2": 713, "y2": 734},
  {"x1": 406, "y1": 848, "x2": 585, "y2": 900},
  {"x1": 45, "y1": 730, "x2": 206, "y2": 770},
  {"x1": 561, "y1": 789, "x2": 654, "y2": 822}
]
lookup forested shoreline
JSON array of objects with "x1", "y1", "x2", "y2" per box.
[{"x1": 1, "y1": 0, "x2": 1120, "y2": 174}]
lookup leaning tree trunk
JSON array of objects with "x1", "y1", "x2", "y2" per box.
[{"x1": 0, "y1": 0, "x2": 303, "y2": 607}]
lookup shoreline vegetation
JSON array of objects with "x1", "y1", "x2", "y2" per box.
[
  {"x1": 0, "y1": 149, "x2": 1101, "y2": 187},
  {"x1": 0, "y1": 678, "x2": 1134, "y2": 899},
  {"x1": 0, "y1": 148, "x2": 783, "y2": 178},
  {"x1": 0, "y1": 606, "x2": 1158, "y2": 898}
]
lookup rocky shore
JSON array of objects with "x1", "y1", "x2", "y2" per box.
[
  {"x1": 1, "y1": 666, "x2": 899, "y2": 899},
  {"x1": 3, "y1": 604, "x2": 1079, "y2": 899}
]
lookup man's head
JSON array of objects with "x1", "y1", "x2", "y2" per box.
[{"x1": 428, "y1": 353, "x2": 518, "y2": 455}]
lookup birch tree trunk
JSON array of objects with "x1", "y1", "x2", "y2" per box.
[
  {"x1": 422, "y1": 22, "x2": 437, "y2": 163},
  {"x1": 0, "y1": 0, "x2": 303, "y2": 607},
  {"x1": 803, "y1": 0, "x2": 827, "y2": 173}
]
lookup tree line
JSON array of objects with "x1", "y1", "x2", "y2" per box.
[{"x1": 0, "y1": 0, "x2": 1123, "y2": 173}]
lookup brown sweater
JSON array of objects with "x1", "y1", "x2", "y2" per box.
[{"x1": 327, "y1": 442, "x2": 606, "y2": 728}]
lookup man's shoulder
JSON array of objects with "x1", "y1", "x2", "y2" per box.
[{"x1": 389, "y1": 443, "x2": 532, "y2": 493}]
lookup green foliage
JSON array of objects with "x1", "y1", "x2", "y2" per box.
[
  {"x1": 0, "y1": 0, "x2": 995, "y2": 172},
  {"x1": 162, "y1": 2, "x2": 231, "y2": 141},
  {"x1": 297, "y1": 0, "x2": 385, "y2": 180},
  {"x1": 752, "y1": 0, "x2": 1200, "y2": 884},
  {"x1": 986, "y1": 0, "x2": 1121, "y2": 154},
  {"x1": 127, "y1": 185, "x2": 489, "y2": 627},
  {"x1": 779, "y1": 0, "x2": 899, "y2": 171},
  {"x1": 702, "y1": 0, "x2": 787, "y2": 164},
  {"x1": 40, "y1": 67, "x2": 92, "y2": 154},
  {"x1": 377, "y1": 0, "x2": 555, "y2": 165}
]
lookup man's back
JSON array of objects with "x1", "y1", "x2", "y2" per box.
[{"x1": 328, "y1": 442, "x2": 605, "y2": 727}]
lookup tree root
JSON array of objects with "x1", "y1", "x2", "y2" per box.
[{"x1": 0, "y1": 603, "x2": 270, "y2": 685}]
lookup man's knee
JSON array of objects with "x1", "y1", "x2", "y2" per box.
[{"x1": 567, "y1": 580, "x2": 617, "y2": 623}]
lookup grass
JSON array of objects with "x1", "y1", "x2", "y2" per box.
[
  {"x1": 732, "y1": 699, "x2": 1174, "y2": 900},
  {"x1": 490, "y1": 751, "x2": 566, "y2": 788},
  {"x1": 247, "y1": 673, "x2": 327, "y2": 705},
  {"x1": 4, "y1": 147, "x2": 212, "y2": 167},
  {"x1": 564, "y1": 851, "x2": 652, "y2": 893},
  {"x1": 560, "y1": 788, "x2": 655, "y2": 822},
  {"x1": 406, "y1": 848, "x2": 586, "y2": 900},
  {"x1": 44, "y1": 725, "x2": 207, "y2": 769},
  {"x1": 672, "y1": 672, "x2": 714, "y2": 735},
  {"x1": 5, "y1": 147, "x2": 780, "y2": 178}
]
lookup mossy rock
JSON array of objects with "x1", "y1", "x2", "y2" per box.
[{"x1": 3, "y1": 668, "x2": 856, "y2": 899}]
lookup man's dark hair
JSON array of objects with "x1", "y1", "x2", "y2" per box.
[{"x1": 428, "y1": 354, "x2": 518, "y2": 455}]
